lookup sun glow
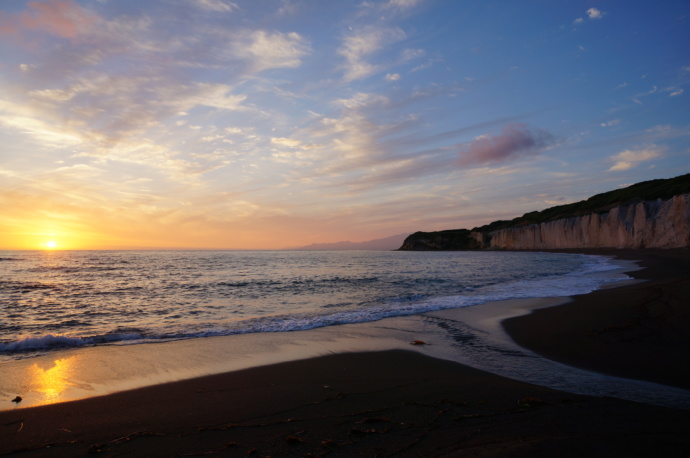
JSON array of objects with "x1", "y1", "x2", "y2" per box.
[
  {"x1": 29, "y1": 357, "x2": 78, "y2": 403},
  {"x1": 44, "y1": 240, "x2": 58, "y2": 249}
]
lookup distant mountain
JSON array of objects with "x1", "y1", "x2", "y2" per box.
[{"x1": 293, "y1": 233, "x2": 410, "y2": 251}]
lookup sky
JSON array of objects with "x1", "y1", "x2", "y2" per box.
[{"x1": 0, "y1": 0, "x2": 688, "y2": 250}]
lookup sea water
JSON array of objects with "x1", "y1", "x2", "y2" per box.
[
  {"x1": 1, "y1": 250, "x2": 621, "y2": 360},
  {"x1": 3, "y1": 249, "x2": 690, "y2": 410}
]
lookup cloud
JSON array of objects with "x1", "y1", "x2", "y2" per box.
[
  {"x1": 587, "y1": 8, "x2": 604, "y2": 20},
  {"x1": 600, "y1": 119, "x2": 620, "y2": 127},
  {"x1": 339, "y1": 26, "x2": 406, "y2": 81},
  {"x1": 0, "y1": 97, "x2": 85, "y2": 147},
  {"x1": 75, "y1": 138, "x2": 211, "y2": 180},
  {"x1": 0, "y1": 112, "x2": 83, "y2": 148},
  {"x1": 608, "y1": 147, "x2": 662, "y2": 171},
  {"x1": 195, "y1": 0, "x2": 239, "y2": 13},
  {"x1": 335, "y1": 92, "x2": 389, "y2": 110},
  {"x1": 234, "y1": 30, "x2": 311, "y2": 72},
  {"x1": 670, "y1": 88, "x2": 684, "y2": 97},
  {"x1": 632, "y1": 85, "x2": 658, "y2": 105},
  {"x1": 359, "y1": 0, "x2": 424, "y2": 15},
  {"x1": 385, "y1": 73, "x2": 401, "y2": 81},
  {"x1": 0, "y1": 0, "x2": 98, "y2": 39},
  {"x1": 178, "y1": 83, "x2": 248, "y2": 111},
  {"x1": 0, "y1": 61, "x2": 256, "y2": 181},
  {"x1": 288, "y1": 91, "x2": 401, "y2": 176},
  {"x1": 384, "y1": 0, "x2": 424, "y2": 10},
  {"x1": 276, "y1": 1, "x2": 298, "y2": 16},
  {"x1": 271, "y1": 137, "x2": 305, "y2": 149},
  {"x1": 573, "y1": 7, "x2": 605, "y2": 25},
  {"x1": 456, "y1": 124, "x2": 553, "y2": 168},
  {"x1": 401, "y1": 48, "x2": 425, "y2": 61}
]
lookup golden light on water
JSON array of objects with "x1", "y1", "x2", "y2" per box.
[{"x1": 29, "y1": 357, "x2": 77, "y2": 403}]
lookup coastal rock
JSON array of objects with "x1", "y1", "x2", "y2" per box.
[
  {"x1": 477, "y1": 194, "x2": 690, "y2": 249},
  {"x1": 401, "y1": 193, "x2": 690, "y2": 250},
  {"x1": 399, "y1": 229, "x2": 480, "y2": 250}
]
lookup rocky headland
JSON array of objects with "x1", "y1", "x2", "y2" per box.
[{"x1": 400, "y1": 174, "x2": 690, "y2": 250}]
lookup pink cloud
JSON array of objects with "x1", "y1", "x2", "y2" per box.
[
  {"x1": 456, "y1": 123, "x2": 553, "y2": 167},
  {"x1": 0, "y1": 0, "x2": 97, "y2": 39}
]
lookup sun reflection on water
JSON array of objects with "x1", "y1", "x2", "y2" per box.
[{"x1": 28, "y1": 357, "x2": 77, "y2": 403}]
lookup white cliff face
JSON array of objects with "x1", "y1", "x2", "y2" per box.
[{"x1": 473, "y1": 194, "x2": 690, "y2": 249}]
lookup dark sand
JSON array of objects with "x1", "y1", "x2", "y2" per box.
[
  {"x1": 504, "y1": 248, "x2": 690, "y2": 391},
  {"x1": 2, "y1": 249, "x2": 690, "y2": 457}
]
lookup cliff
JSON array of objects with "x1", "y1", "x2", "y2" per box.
[
  {"x1": 400, "y1": 174, "x2": 690, "y2": 250},
  {"x1": 472, "y1": 193, "x2": 690, "y2": 249}
]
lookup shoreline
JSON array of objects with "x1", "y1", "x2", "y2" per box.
[
  {"x1": 2, "y1": 248, "x2": 690, "y2": 455},
  {"x1": 503, "y1": 248, "x2": 690, "y2": 391}
]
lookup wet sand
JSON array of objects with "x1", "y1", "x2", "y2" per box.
[{"x1": 1, "y1": 249, "x2": 690, "y2": 457}]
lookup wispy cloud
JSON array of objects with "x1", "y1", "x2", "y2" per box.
[
  {"x1": 632, "y1": 85, "x2": 658, "y2": 105},
  {"x1": 339, "y1": 26, "x2": 406, "y2": 81},
  {"x1": 194, "y1": 0, "x2": 239, "y2": 13},
  {"x1": 608, "y1": 146, "x2": 663, "y2": 171},
  {"x1": 384, "y1": 0, "x2": 424, "y2": 10},
  {"x1": 629, "y1": 85, "x2": 685, "y2": 104},
  {"x1": 0, "y1": 97, "x2": 86, "y2": 148}
]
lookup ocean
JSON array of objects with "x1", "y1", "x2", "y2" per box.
[
  {"x1": 4, "y1": 249, "x2": 690, "y2": 410},
  {"x1": 1, "y1": 250, "x2": 622, "y2": 361}
]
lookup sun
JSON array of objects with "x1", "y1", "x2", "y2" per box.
[{"x1": 45, "y1": 240, "x2": 58, "y2": 249}]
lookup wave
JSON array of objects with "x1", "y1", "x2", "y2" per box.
[
  {"x1": 0, "y1": 281, "x2": 59, "y2": 291},
  {"x1": 577, "y1": 254, "x2": 625, "y2": 273},
  {"x1": 27, "y1": 265, "x2": 122, "y2": 273},
  {"x1": 0, "y1": 333, "x2": 146, "y2": 354}
]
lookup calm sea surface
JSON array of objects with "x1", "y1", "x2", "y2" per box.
[{"x1": 0, "y1": 250, "x2": 623, "y2": 362}]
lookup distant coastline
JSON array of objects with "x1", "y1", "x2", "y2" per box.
[{"x1": 291, "y1": 233, "x2": 409, "y2": 251}]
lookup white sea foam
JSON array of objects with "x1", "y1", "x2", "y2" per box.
[{"x1": 0, "y1": 334, "x2": 87, "y2": 353}]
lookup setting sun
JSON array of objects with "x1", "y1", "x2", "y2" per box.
[{"x1": 45, "y1": 240, "x2": 58, "y2": 249}]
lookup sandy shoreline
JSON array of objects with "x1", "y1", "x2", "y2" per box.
[{"x1": 2, "y1": 248, "x2": 690, "y2": 456}]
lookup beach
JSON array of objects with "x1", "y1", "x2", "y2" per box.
[
  {"x1": 505, "y1": 248, "x2": 690, "y2": 391},
  {"x1": 2, "y1": 249, "x2": 690, "y2": 456}
]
